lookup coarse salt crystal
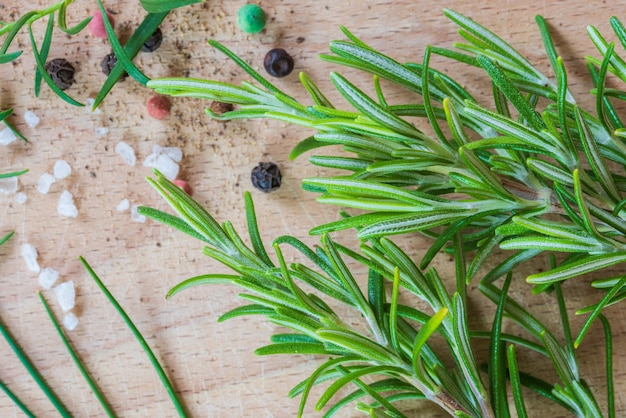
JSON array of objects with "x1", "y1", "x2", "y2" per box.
[
  {"x1": 63, "y1": 313, "x2": 79, "y2": 331},
  {"x1": 0, "y1": 176, "x2": 18, "y2": 194},
  {"x1": 24, "y1": 110, "x2": 40, "y2": 128},
  {"x1": 53, "y1": 160, "x2": 71, "y2": 179},
  {"x1": 95, "y1": 127, "x2": 109, "y2": 137},
  {"x1": 131, "y1": 204, "x2": 146, "y2": 223},
  {"x1": 53, "y1": 281, "x2": 75, "y2": 312},
  {"x1": 38, "y1": 267, "x2": 59, "y2": 289},
  {"x1": 116, "y1": 198, "x2": 130, "y2": 211},
  {"x1": 142, "y1": 152, "x2": 158, "y2": 168},
  {"x1": 155, "y1": 154, "x2": 179, "y2": 180},
  {"x1": 15, "y1": 192, "x2": 27, "y2": 204},
  {"x1": 22, "y1": 243, "x2": 40, "y2": 273},
  {"x1": 85, "y1": 98, "x2": 102, "y2": 114},
  {"x1": 37, "y1": 173, "x2": 56, "y2": 194},
  {"x1": 0, "y1": 127, "x2": 17, "y2": 146},
  {"x1": 115, "y1": 141, "x2": 136, "y2": 166},
  {"x1": 58, "y1": 190, "x2": 78, "y2": 217},
  {"x1": 153, "y1": 145, "x2": 182, "y2": 162}
]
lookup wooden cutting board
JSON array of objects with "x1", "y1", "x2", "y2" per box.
[{"x1": 1, "y1": 0, "x2": 623, "y2": 416}]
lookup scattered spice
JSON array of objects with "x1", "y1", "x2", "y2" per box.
[
  {"x1": 173, "y1": 179, "x2": 192, "y2": 196},
  {"x1": 146, "y1": 95, "x2": 171, "y2": 120},
  {"x1": 44, "y1": 58, "x2": 75, "y2": 90},
  {"x1": 263, "y1": 48, "x2": 294, "y2": 78},
  {"x1": 209, "y1": 101, "x2": 234, "y2": 115},
  {"x1": 237, "y1": 4, "x2": 266, "y2": 34},
  {"x1": 251, "y1": 162, "x2": 282, "y2": 192},
  {"x1": 141, "y1": 27, "x2": 163, "y2": 52},
  {"x1": 100, "y1": 52, "x2": 127, "y2": 79},
  {"x1": 88, "y1": 11, "x2": 114, "y2": 38}
]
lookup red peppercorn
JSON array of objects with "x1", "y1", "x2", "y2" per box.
[
  {"x1": 146, "y1": 95, "x2": 171, "y2": 120},
  {"x1": 88, "y1": 11, "x2": 114, "y2": 38},
  {"x1": 173, "y1": 179, "x2": 192, "y2": 196}
]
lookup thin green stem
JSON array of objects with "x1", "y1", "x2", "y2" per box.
[
  {"x1": 0, "y1": 314, "x2": 71, "y2": 417},
  {"x1": 38, "y1": 292, "x2": 115, "y2": 417},
  {"x1": 79, "y1": 257, "x2": 188, "y2": 417},
  {"x1": 0, "y1": 379, "x2": 35, "y2": 417}
]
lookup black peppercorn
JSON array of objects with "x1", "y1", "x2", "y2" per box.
[
  {"x1": 141, "y1": 27, "x2": 163, "y2": 52},
  {"x1": 263, "y1": 48, "x2": 294, "y2": 78},
  {"x1": 100, "y1": 52, "x2": 128, "y2": 79},
  {"x1": 44, "y1": 58, "x2": 75, "y2": 91},
  {"x1": 251, "y1": 162, "x2": 282, "y2": 192}
]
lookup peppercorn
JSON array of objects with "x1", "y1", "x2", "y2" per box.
[
  {"x1": 44, "y1": 58, "x2": 75, "y2": 91},
  {"x1": 237, "y1": 4, "x2": 266, "y2": 34},
  {"x1": 209, "y1": 101, "x2": 234, "y2": 115},
  {"x1": 251, "y1": 162, "x2": 282, "y2": 192},
  {"x1": 263, "y1": 48, "x2": 294, "y2": 78},
  {"x1": 100, "y1": 52, "x2": 128, "y2": 79},
  {"x1": 173, "y1": 179, "x2": 192, "y2": 196},
  {"x1": 141, "y1": 27, "x2": 163, "y2": 53},
  {"x1": 146, "y1": 94, "x2": 171, "y2": 120}
]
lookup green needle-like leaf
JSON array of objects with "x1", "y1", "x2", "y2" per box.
[
  {"x1": 38, "y1": 292, "x2": 115, "y2": 417},
  {"x1": 140, "y1": 0, "x2": 202, "y2": 13},
  {"x1": 0, "y1": 315, "x2": 71, "y2": 416},
  {"x1": 93, "y1": 11, "x2": 169, "y2": 109},
  {"x1": 79, "y1": 257, "x2": 188, "y2": 417}
]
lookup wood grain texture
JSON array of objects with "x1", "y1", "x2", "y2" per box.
[{"x1": 0, "y1": 0, "x2": 624, "y2": 416}]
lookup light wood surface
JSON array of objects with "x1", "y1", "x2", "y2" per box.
[{"x1": 1, "y1": 1, "x2": 625, "y2": 416}]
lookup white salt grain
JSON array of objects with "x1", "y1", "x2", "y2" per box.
[
  {"x1": 116, "y1": 198, "x2": 130, "y2": 211},
  {"x1": 15, "y1": 192, "x2": 27, "y2": 204},
  {"x1": 38, "y1": 268, "x2": 59, "y2": 289},
  {"x1": 0, "y1": 127, "x2": 17, "y2": 146},
  {"x1": 54, "y1": 281, "x2": 75, "y2": 312},
  {"x1": 53, "y1": 160, "x2": 71, "y2": 179},
  {"x1": 153, "y1": 145, "x2": 182, "y2": 162},
  {"x1": 155, "y1": 154, "x2": 179, "y2": 180},
  {"x1": 22, "y1": 243, "x2": 40, "y2": 273},
  {"x1": 142, "y1": 152, "x2": 158, "y2": 168},
  {"x1": 62, "y1": 313, "x2": 79, "y2": 331},
  {"x1": 0, "y1": 176, "x2": 18, "y2": 194},
  {"x1": 85, "y1": 98, "x2": 101, "y2": 114},
  {"x1": 37, "y1": 173, "x2": 56, "y2": 194},
  {"x1": 24, "y1": 110, "x2": 40, "y2": 128},
  {"x1": 58, "y1": 190, "x2": 78, "y2": 217},
  {"x1": 131, "y1": 204, "x2": 146, "y2": 223},
  {"x1": 95, "y1": 127, "x2": 109, "y2": 137},
  {"x1": 115, "y1": 141, "x2": 136, "y2": 166}
]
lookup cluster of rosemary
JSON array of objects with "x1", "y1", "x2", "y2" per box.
[
  {"x1": 139, "y1": 8, "x2": 626, "y2": 418},
  {"x1": 2, "y1": 1, "x2": 625, "y2": 416}
]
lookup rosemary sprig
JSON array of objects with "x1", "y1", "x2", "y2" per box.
[
  {"x1": 147, "y1": 9, "x2": 626, "y2": 322},
  {"x1": 139, "y1": 171, "x2": 612, "y2": 417}
]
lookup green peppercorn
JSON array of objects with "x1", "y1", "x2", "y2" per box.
[{"x1": 237, "y1": 4, "x2": 266, "y2": 34}]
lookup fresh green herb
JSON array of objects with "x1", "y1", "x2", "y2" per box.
[
  {"x1": 138, "y1": 171, "x2": 609, "y2": 417},
  {"x1": 147, "y1": 9, "x2": 626, "y2": 320},
  {"x1": 141, "y1": 9, "x2": 626, "y2": 416}
]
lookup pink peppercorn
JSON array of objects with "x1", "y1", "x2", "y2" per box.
[
  {"x1": 88, "y1": 11, "x2": 114, "y2": 38},
  {"x1": 173, "y1": 179, "x2": 192, "y2": 196},
  {"x1": 146, "y1": 95, "x2": 171, "y2": 120}
]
